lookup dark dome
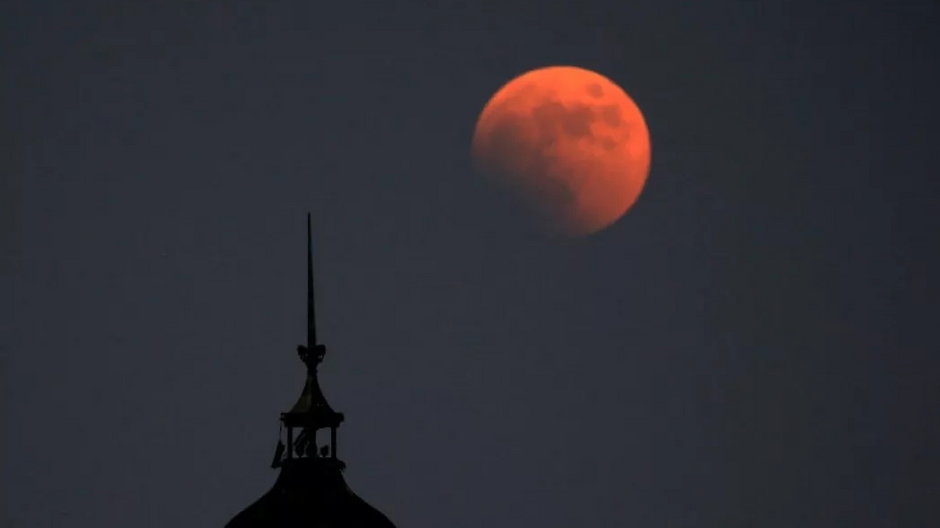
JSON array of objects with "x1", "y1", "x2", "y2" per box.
[{"x1": 227, "y1": 458, "x2": 395, "y2": 528}]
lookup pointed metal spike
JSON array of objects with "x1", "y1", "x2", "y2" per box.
[{"x1": 307, "y1": 213, "x2": 316, "y2": 348}]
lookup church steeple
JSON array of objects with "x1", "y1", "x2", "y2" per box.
[{"x1": 226, "y1": 216, "x2": 396, "y2": 528}]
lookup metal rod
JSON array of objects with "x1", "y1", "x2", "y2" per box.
[{"x1": 307, "y1": 213, "x2": 316, "y2": 348}]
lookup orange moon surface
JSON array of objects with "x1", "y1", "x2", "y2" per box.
[{"x1": 472, "y1": 66, "x2": 651, "y2": 236}]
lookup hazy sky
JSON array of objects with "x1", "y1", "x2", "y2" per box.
[{"x1": 3, "y1": 1, "x2": 938, "y2": 526}]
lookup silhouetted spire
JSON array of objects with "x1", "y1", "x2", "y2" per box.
[
  {"x1": 288, "y1": 214, "x2": 340, "y2": 451},
  {"x1": 226, "y1": 215, "x2": 396, "y2": 527},
  {"x1": 307, "y1": 213, "x2": 316, "y2": 349}
]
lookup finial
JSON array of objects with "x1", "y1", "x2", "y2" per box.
[
  {"x1": 299, "y1": 213, "x2": 326, "y2": 370},
  {"x1": 307, "y1": 213, "x2": 315, "y2": 348}
]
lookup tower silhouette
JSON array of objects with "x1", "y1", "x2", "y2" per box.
[{"x1": 226, "y1": 215, "x2": 396, "y2": 528}]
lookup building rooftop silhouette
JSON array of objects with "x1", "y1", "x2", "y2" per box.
[{"x1": 226, "y1": 215, "x2": 396, "y2": 528}]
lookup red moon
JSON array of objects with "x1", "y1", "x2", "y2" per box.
[{"x1": 472, "y1": 66, "x2": 651, "y2": 236}]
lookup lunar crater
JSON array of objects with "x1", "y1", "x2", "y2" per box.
[{"x1": 586, "y1": 83, "x2": 604, "y2": 97}]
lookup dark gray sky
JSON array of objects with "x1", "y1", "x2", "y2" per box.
[{"x1": 3, "y1": 1, "x2": 938, "y2": 526}]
